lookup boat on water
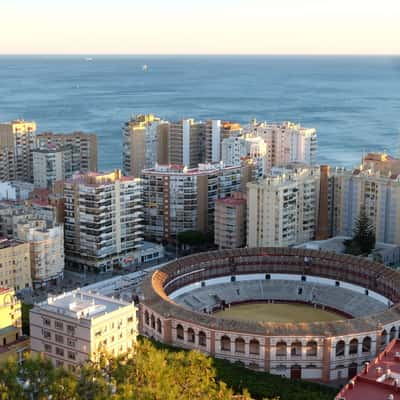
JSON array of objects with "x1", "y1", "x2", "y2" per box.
[
  {"x1": 142, "y1": 64, "x2": 148, "y2": 71},
  {"x1": 85, "y1": 57, "x2": 93, "y2": 62}
]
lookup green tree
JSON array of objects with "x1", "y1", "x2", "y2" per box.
[
  {"x1": 177, "y1": 230, "x2": 206, "y2": 247},
  {"x1": 345, "y1": 206, "x2": 376, "y2": 256}
]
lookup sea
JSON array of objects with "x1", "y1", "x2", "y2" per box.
[{"x1": 0, "y1": 55, "x2": 399, "y2": 171}]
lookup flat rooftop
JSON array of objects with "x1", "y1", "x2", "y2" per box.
[
  {"x1": 36, "y1": 289, "x2": 131, "y2": 320},
  {"x1": 336, "y1": 339, "x2": 400, "y2": 399}
]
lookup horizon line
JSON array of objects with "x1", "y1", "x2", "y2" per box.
[{"x1": 0, "y1": 53, "x2": 399, "y2": 57}]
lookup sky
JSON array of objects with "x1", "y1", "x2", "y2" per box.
[{"x1": 1, "y1": 0, "x2": 399, "y2": 55}]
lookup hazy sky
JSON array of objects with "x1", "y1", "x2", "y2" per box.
[{"x1": 1, "y1": 0, "x2": 399, "y2": 54}]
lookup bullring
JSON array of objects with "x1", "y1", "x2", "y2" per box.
[{"x1": 140, "y1": 247, "x2": 400, "y2": 381}]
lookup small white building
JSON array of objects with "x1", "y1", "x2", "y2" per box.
[
  {"x1": 0, "y1": 181, "x2": 34, "y2": 201},
  {"x1": 16, "y1": 218, "x2": 64, "y2": 288},
  {"x1": 30, "y1": 289, "x2": 138, "y2": 371}
]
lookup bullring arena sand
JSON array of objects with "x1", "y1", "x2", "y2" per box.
[{"x1": 214, "y1": 303, "x2": 346, "y2": 323}]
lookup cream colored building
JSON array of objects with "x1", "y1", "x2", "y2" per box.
[
  {"x1": 0, "y1": 238, "x2": 32, "y2": 291},
  {"x1": 247, "y1": 165, "x2": 320, "y2": 248},
  {"x1": 0, "y1": 287, "x2": 30, "y2": 364},
  {"x1": 329, "y1": 166, "x2": 400, "y2": 245},
  {"x1": 16, "y1": 218, "x2": 64, "y2": 288},
  {"x1": 0, "y1": 120, "x2": 37, "y2": 182},
  {"x1": 248, "y1": 120, "x2": 317, "y2": 169},
  {"x1": 122, "y1": 114, "x2": 169, "y2": 177},
  {"x1": 30, "y1": 289, "x2": 137, "y2": 371}
]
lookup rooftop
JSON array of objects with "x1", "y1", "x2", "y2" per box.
[
  {"x1": 35, "y1": 289, "x2": 131, "y2": 320},
  {"x1": 142, "y1": 163, "x2": 240, "y2": 176},
  {"x1": 336, "y1": 339, "x2": 400, "y2": 400},
  {"x1": 0, "y1": 238, "x2": 26, "y2": 250}
]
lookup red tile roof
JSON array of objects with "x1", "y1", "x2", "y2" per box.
[{"x1": 336, "y1": 339, "x2": 400, "y2": 400}]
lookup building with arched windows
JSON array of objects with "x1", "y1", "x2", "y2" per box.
[{"x1": 140, "y1": 248, "x2": 400, "y2": 382}]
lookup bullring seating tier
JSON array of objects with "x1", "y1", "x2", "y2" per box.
[{"x1": 174, "y1": 280, "x2": 387, "y2": 318}]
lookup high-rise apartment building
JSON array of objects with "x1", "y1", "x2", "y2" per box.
[
  {"x1": 328, "y1": 164, "x2": 400, "y2": 245},
  {"x1": 141, "y1": 163, "x2": 242, "y2": 242},
  {"x1": 168, "y1": 119, "x2": 205, "y2": 168},
  {"x1": 16, "y1": 218, "x2": 64, "y2": 288},
  {"x1": 248, "y1": 120, "x2": 317, "y2": 168},
  {"x1": 0, "y1": 238, "x2": 32, "y2": 291},
  {"x1": 214, "y1": 192, "x2": 246, "y2": 249},
  {"x1": 247, "y1": 165, "x2": 320, "y2": 247},
  {"x1": 204, "y1": 120, "x2": 242, "y2": 163},
  {"x1": 0, "y1": 120, "x2": 37, "y2": 182},
  {"x1": 63, "y1": 170, "x2": 143, "y2": 272},
  {"x1": 221, "y1": 134, "x2": 267, "y2": 168},
  {"x1": 122, "y1": 114, "x2": 169, "y2": 177},
  {"x1": 0, "y1": 288, "x2": 29, "y2": 364},
  {"x1": 36, "y1": 131, "x2": 98, "y2": 173},
  {"x1": 30, "y1": 289, "x2": 137, "y2": 371},
  {"x1": 32, "y1": 144, "x2": 73, "y2": 189}
]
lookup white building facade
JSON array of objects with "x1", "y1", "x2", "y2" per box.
[
  {"x1": 63, "y1": 170, "x2": 144, "y2": 272},
  {"x1": 30, "y1": 290, "x2": 138, "y2": 371},
  {"x1": 248, "y1": 121, "x2": 317, "y2": 168},
  {"x1": 16, "y1": 219, "x2": 64, "y2": 288}
]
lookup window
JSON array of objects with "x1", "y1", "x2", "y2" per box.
[
  {"x1": 230, "y1": 276, "x2": 236, "y2": 282},
  {"x1": 390, "y1": 327, "x2": 397, "y2": 341},
  {"x1": 301, "y1": 276, "x2": 306, "y2": 282},
  {"x1": 235, "y1": 337, "x2": 245, "y2": 353},
  {"x1": 187, "y1": 328, "x2": 195, "y2": 343},
  {"x1": 176, "y1": 324, "x2": 184, "y2": 340},
  {"x1": 198, "y1": 331, "x2": 206, "y2": 347},
  {"x1": 43, "y1": 318, "x2": 51, "y2": 326},
  {"x1": 156, "y1": 318, "x2": 162, "y2": 334},
  {"x1": 144, "y1": 311, "x2": 150, "y2": 325},
  {"x1": 336, "y1": 340, "x2": 345, "y2": 357},
  {"x1": 265, "y1": 274, "x2": 271, "y2": 280},
  {"x1": 44, "y1": 344, "x2": 52, "y2": 353},
  {"x1": 306, "y1": 341, "x2": 317, "y2": 357},
  {"x1": 362, "y1": 337, "x2": 371, "y2": 353},
  {"x1": 67, "y1": 351, "x2": 76, "y2": 360},
  {"x1": 276, "y1": 341, "x2": 287, "y2": 357},
  {"x1": 54, "y1": 321, "x2": 64, "y2": 330},
  {"x1": 55, "y1": 334, "x2": 64, "y2": 344},
  {"x1": 67, "y1": 338, "x2": 76, "y2": 347},
  {"x1": 249, "y1": 339, "x2": 260, "y2": 355},
  {"x1": 67, "y1": 325, "x2": 75, "y2": 335},
  {"x1": 221, "y1": 336, "x2": 231, "y2": 352},
  {"x1": 43, "y1": 330, "x2": 51, "y2": 339},
  {"x1": 291, "y1": 341, "x2": 302, "y2": 357},
  {"x1": 335, "y1": 281, "x2": 340, "y2": 287},
  {"x1": 298, "y1": 287, "x2": 303, "y2": 295},
  {"x1": 56, "y1": 360, "x2": 64, "y2": 368},
  {"x1": 56, "y1": 347, "x2": 64, "y2": 357}
]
